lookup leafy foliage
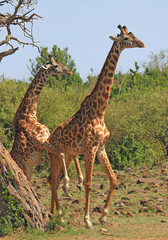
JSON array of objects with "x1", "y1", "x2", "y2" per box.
[
  {"x1": 29, "y1": 45, "x2": 82, "y2": 90},
  {"x1": 0, "y1": 76, "x2": 28, "y2": 150},
  {"x1": 0, "y1": 49, "x2": 167, "y2": 169},
  {"x1": 0, "y1": 172, "x2": 24, "y2": 237},
  {"x1": 46, "y1": 209, "x2": 66, "y2": 231}
]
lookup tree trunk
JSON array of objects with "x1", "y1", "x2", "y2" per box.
[{"x1": 0, "y1": 140, "x2": 49, "y2": 230}]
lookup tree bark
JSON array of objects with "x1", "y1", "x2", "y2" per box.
[{"x1": 0, "y1": 140, "x2": 49, "y2": 230}]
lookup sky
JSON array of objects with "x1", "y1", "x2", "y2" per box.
[{"x1": 1, "y1": 0, "x2": 168, "y2": 82}]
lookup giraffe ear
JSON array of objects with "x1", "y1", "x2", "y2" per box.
[
  {"x1": 42, "y1": 64, "x2": 50, "y2": 69},
  {"x1": 109, "y1": 36, "x2": 121, "y2": 41}
]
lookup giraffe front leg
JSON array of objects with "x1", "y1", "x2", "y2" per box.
[
  {"x1": 96, "y1": 146, "x2": 117, "y2": 224},
  {"x1": 84, "y1": 153, "x2": 95, "y2": 229},
  {"x1": 74, "y1": 155, "x2": 84, "y2": 191}
]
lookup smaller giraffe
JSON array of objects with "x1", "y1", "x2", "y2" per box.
[{"x1": 10, "y1": 56, "x2": 74, "y2": 181}]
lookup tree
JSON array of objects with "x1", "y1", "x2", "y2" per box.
[
  {"x1": 143, "y1": 49, "x2": 168, "y2": 71},
  {"x1": 29, "y1": 45, "x2": 82, "y2": 90},
  {"x1": 0, "y1": 140, "x2": 49, "y2": 233},
  {"x1": 0, "y1": 0, "x2": 42, "y2": 62}
]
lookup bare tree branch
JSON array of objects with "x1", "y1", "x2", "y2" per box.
[
  {"x1": 0, "y1": 47, "x2": 18, "y2": 62},
  {"x1": 0, "y1": 0, "x2": 42, "y2": 61}
]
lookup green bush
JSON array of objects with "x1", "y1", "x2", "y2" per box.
[
  {"x1": 106, "y1": 134, "x2": 155, "y2": 170},
  {"x1": 46, "y1": 209, "x2": 66, "y2": 232},
  {"x1": 0, "y1": 172, "x2": 25, "y2": 237}
]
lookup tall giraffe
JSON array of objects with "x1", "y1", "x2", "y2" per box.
[
  {"x1": 10, "y1": 55, "x2": 74, "y2": 181},
  {"x1": 48, "y1": 25, "x2": 145, "y2": 228}
]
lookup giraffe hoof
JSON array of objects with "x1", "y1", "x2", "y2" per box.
[
  {"x1": 84, "y1": 217, "x2": 93, "y2": 229},
  {"x1": 62, "y1": 185, "x2": 69, "y2": 195},
  {"x1": 77, "y1": 184, "x2": 82, "y2": 191},
  {"x1": 85, "y1": 222, "x2": 93, "y2": 229}
]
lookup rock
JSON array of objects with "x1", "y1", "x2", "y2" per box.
[
  {"x1": 160, "y1": 220, "x2": 167, "y2": 223},
  {"x1": 161, "y1": 169, "x2": 168, "y2": 175},
  {"x1": 137, "y1": 179, "x2": 145, "y2": 184},
  {"x1": 142, "y1": 171, "x2": 151, "y2": 178},
  {"x1": 114, "y1": 211, "x2": 119, "y2": 215},
  {"x1": 58, "y1": 226, "x2": 65, "y2": 231},
  {"x1": 126, "y1": 212, "x2": 135, "y2": 217},
  {"x1": 115, "y1": 182, "x2": 127, "y2": 190},
  {"x1": 92, "y1": 206, "x2": 101, "y2": 213},
  {"x1": 120, "y1": 210, "x2": 127, "y2": 215},
  {"x1": 114, "y1": 201, "x2": 125, "y2": 207},
  {"x1": 100, "y1": 184, "x2": 104, "y2": 189},
  {"x1": 119, "y1": 182, "x2": 127, "y2": 189},
  {"x1": 144, "y1": 186, "x2": 150, "y2": 191},
  {"x1": 72, "y1": 198, "x2": 83, "y2": 204},
  {"x1": 161, "y1": 176, "x2": 168, "y2": 182},
  {"x1": 140, "y1": 200, "x2": 148, "y2": 206},
  {"x1": 148, "y1": 182, "x2": 159, "y2": 188},
  {"x1": 100, "y1": 228, "x2": 108, "y2": 232},
  {"x1": 128, "y1": 189, "x2": 137, "y2": 194},
  {"x1": 139, "y1": 207, "x2": 148, "y2": 213},
  {"x1": 156, "y1": 209, "x2": 163, "y2": 215},
  {"x1": 121, "y1": 197, "x2": 130, "y2": 201},
  {"x1": 157, "y1": 198, "x2": 164, "y2": 202}
]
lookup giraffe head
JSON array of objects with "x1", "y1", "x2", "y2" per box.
[
  {"x1": 42, "y1": 55, "x2": 73, "y2": 76},
  {"x1": 109, "y1": 25, "x2": 145, "y2": 51}
]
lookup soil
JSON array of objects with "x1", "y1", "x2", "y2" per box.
[{"x1": 1, "y1": 164, "x2": 168, "y2": 239}]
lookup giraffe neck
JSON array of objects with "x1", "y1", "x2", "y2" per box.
[
  {"x1": 82, "y1": 42, "x2": 121, "y2": 119},
  {"x1": 13, "y1": 67, "x2": 50, "y2": 125}
]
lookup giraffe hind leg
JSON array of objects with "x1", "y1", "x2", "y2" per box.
[
  {"x1": 38, "y1": 141, "x2": 70, "y2": 195},
  {"x1": 73, "y1": 155, "x2": 84, "y2": 191}
]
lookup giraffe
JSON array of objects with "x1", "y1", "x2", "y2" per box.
[
  {"x1": 10, "y1": 55, "x2": 75, "y2": 182},
  {"x1": 47, "y1": 25, "x2": 145, "y2": 228}
]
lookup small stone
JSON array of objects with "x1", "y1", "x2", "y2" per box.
[
  {"x1": 126, "y1": 212, "x2": 134, "y2": 217},
  {"x1": 137, "y1": 179, "x2": 144, "y2": 184},
  {"x1": 156, "y1": 210, "x2": 163, "y2": 215},
  {"x1": 161, "y1": 169, "x2": 168, "y2": 175},
  {"x1": 119, "y1": 182, "x2": 127, "y2": 189},
  {"x1": 128, "y1": 189, "x2": 137, "y2": 194},
  {"x1": 100, "y1": 184, "x2": 104, "y2": 189},
  {"x1": 114, "y1": 211, "x2": 119, "y2": 215},
  {"x1": 114, "y1": 201, "x2": 125, "y2": 207},
  {"x1": 92, "y1": 206, "x2": 101, "y2": 213},
  {"x1": 58, "y1": 226, "x2": 65, "y2": 231},
  {"x1": 100, "y1": 228, "x2": 108, "y2": 232},
  {"x1": 120, "y1": 210, "x2": 127, "y2": 215},
  {"x1": 140, "y1": 200, "x2": 148, "y2": 206},
  {"x1": 148, "y1": 182, "x2": 159, "y2": 188},
  {"x1": 121, "y1": 197, "x2": 130, "y2": 201},
  {"x1": 72, "y1": 198, "x2": 83, "y2": 204},
  {"x1": 139, "y1": 207, "x2": 148, "y2": 213},
  {"x1": 160, "y1": 220, "x2": 167, "y2": 223},
  {"x1": 157, "y1": 198, "x2": 164, "y2": 202}
]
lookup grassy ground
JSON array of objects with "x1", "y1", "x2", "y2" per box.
[{"x1": 1, "y1": 162, "x2": 168, "y2": 240}]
